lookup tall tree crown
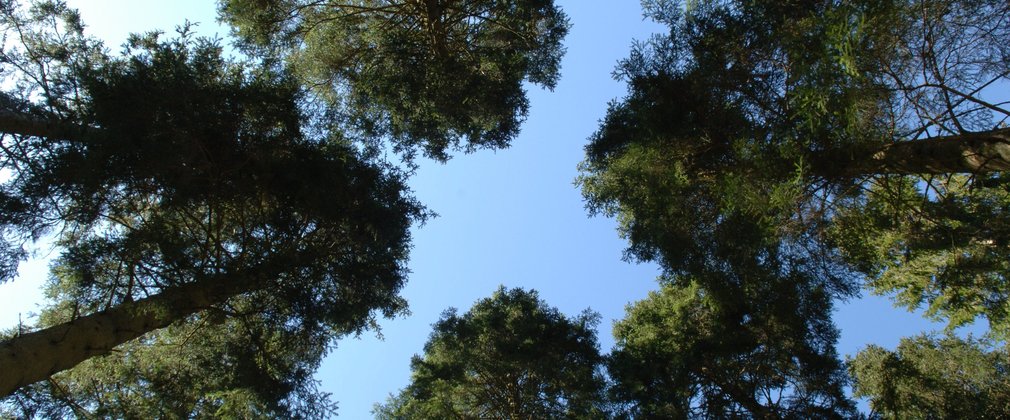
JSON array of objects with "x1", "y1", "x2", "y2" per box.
[
  {"x1": 580, "y1": 0, "x2": 1010, "y2": 335},
  {"x1": 219, "y1": 0, "x2": 571, "y2": 161},
  {"x1": 581, "y1": 0, "x2": 1010, "y2": 415},
  {"x1": 375, "y1": 286, "x2": 609, "y2": 419},
  {"x1": 608, "y1": 277, "x2": 855, "y2": 419},
  {"x1": 0, "y1": 0, "x2": 426, "y2": 411},
  {"x1": 850, "y1": 334, "x2": 1010, "y2": 419}
]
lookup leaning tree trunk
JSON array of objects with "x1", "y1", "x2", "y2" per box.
[
  {"x1": 812, "y1": 128, "x2": 1010, "y2": 177},
  {"x1": 0, "y1": 269, "x2": 275, "y2": 397},
  {"x1": 0, "y1": 109, "x2": 99, "y2": 142}
]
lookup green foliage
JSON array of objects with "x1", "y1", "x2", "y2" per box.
[
  {"x1": 576, "y1": 0, "x2": 874, "y2": 293},
  {"x1": 581, "y1": 0, "x2": 1010, "y2": 415},
  {"x1": 219, "y1": 0, "x2": 570, "y2": 161},
  {"x1": 2, "y1": 0, "x2": 425, "y2": 413},
  {"x1": 850, "y1": 334, "x2": 1010, "y2": 419},
  {"x1": 609, "y1": 278, "x2": 856, "y2": 419},
  {"x1": 580, "y1": 0, "x2": 1010, "y2": 371},
  {"x1": 2, "y1": 23, "x2": 422, "y2": 332},
  {"x1": 831, "y1": 174, "x2": 1010, "y2": 338},
  {"x1": 374, "y1": 287, "x2": 609, "y2": 419},
  {"x1": 581, "y1": 1, "x2": 1010, "y2": 416}
]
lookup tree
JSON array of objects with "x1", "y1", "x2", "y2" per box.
[
  {"x1": 0, "y1": 3, "x2": 421, "y2": 404},
  {"x1": 219, "y1": 0, "x2": 570, "y2": 161},
  {"x1": 0, "y1": 0, "x2": 568, "y2": 405},
  {"x1": 374, "y1": 287, "x2": 609, "y2": 419},
  {"x1": 579, "y1": 0, "x2": 1009, "y2": 414},
  {"x1": 580, "y1": 0, "x2": 1010, "y2": 332},
  {"x1": 850, "y1": 334, "x2": 1010, "y2": 419},
  {"x1": 608, "y1": 280, "x2": 855, "y2": 419}
]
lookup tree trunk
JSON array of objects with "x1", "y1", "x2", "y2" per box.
[
  {"x1": 812, "y1": 128, "x2": 1010, "y2": 177},
  {"x1": 0, "y1": 109, "x2": 97, "y2": 142},
  {"x1": 0, "y1": 270, "x2": 273, "y2": 397}
]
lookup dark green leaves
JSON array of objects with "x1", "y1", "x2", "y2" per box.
[
  {"x1": 375, "y1": 287, "x2": 608, "y2": 419},
  {"x1": 581, "y1": 0, "x2": 1010, "y2": 416},
  {"x1": 1, "y1": 1, "x2": 423, "y2": 410},
  {"x1": 220, "y1": 0, "x2": 570, "y2": 161},
  {"x1": 580, "y1": 0, "x2": 1010, "y2": 349},
  {"x1": 609, "y1": 278, "x2": 856, "y2": 419},
  {"x1": 850, "y1": 334, "x2": 1010, "y2": 419}
]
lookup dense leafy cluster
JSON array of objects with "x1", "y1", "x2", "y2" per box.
[
  {"x1": 831, "y1": 173, "x2": 1010, "y2": 336},
  {"x1": 220, "y1": 0, "x2": 570, "y2": 161},
  {"x1": 1, "y1": 0, "x2": 419, "y2": 415},
  {"x1": 850, "y1": 334, "x2": 1010, "y2": 419},
  {"x1": 609, "y1": 280, "x2": 854, "y2": 418},
  {"x1": 0, "y1": 1, "x2": 421, "y2": 322},
  {"x1": 375, "y1": 287, "x2": 608, "y2": 419},
  {"x1": 578, "y1": 0, "x2": 1010, "y2": 416}
]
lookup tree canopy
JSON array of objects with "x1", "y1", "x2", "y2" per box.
[
  {"x1": 850, "y1": 334, "x2": 1010, "y2": 419},
  {"x1": 219, "y1": 0, "x2": 570, "y2": 161},
  {"x1": 0, "y1": 4, "x2": 420, "y2": 409},
  {"x1": 0, "y1": 0, "x2": 569, "y2": 412},
  {"x1": 374, "y1": 287, "x2": 608, "y2": 419},
  {"x1": 6, "y1": 309, "x2": 340, "y2": 418},
  {"x1": 5, "y1": 0, "x2": 1010, "y2": 415},
  {"x1": 579, "y1": 0, "x2": 1010, "y2": 415},
  {"x1": 580, "y1": 0, "x2": 1010, "y2": 325},
  {"x1": 608, "y1": 279, "x2": 854, "y2": 419}
]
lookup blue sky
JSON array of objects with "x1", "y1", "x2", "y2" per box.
[{"x1": 0, "y1": 1, "x2": 978, "y2": 417}]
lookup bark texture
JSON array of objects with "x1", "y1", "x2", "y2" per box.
[
  {"x1": 0, "y1": 109, "x2": 97, "y2": 142},
  {"x1": 0, "y1": 271, "x2": 272, "y2": 397},
  {"x1": 812, "y1": 128, "x2": 1010, "y2": 177}
]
